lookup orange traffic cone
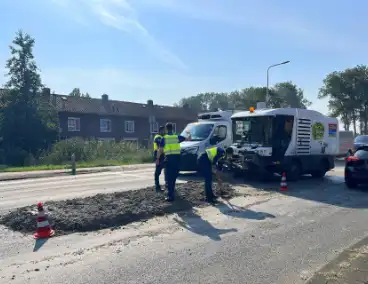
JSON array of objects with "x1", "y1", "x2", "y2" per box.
[
  {"x1": 34, "y1": 202, "x2": 55, "y2": 239},
  {"x1": 280, "y1": 172, "x2": 288, "y2": 191}
]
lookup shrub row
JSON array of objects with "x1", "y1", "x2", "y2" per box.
[{"x1": 37, "y1": 138, "x2": 152, "y2": 166}]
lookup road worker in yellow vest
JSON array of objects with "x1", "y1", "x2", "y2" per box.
[
  {"x1": 197, "y1": 146, "x2": 226, "y2": 203},
  {"x1": 157, "y1": 122, "x2": 188, "y2": 202},
  {"x1": 153, "y1": 126, "x2": 168, "y2": 192}
]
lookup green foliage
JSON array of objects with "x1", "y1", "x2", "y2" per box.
[
  {"x1": 175, "y1": 82, "x2": 311, "y2": 111},
  {"x1": 69, "y1": 88, "x2": 90, "y2": 98},
  {"x1": 319, "y1": 65, "x2": 368, "y2": 134},
  {"x1": 0, "y1": 30, "x2": 59, "y2": 166},
  {"x1": 40, "y1": 138, "x2": 152, "y2": 165}
]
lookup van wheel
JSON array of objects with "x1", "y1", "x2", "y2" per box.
[
  {"x1": 311, "y1": 160, "x2": 329, "y2": 178},
  {"x1": 287, "y1": 160, "x2": 301, "y2": 181}
]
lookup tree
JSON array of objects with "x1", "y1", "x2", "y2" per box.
[
  {"x1": 272, "y1": 82, "x2": 312, "y2": 109},
  {"x1": 175, "y1": 92, "x2": 228, "y2": 112},
  {"x1": 175, "y1": 82, "x2": 311, "y2": 112},
  {"x1": 69, "y1": 88, "x2": 90, "y2": 98},
  {"x1": 0, "y1": 30, "x2": 59, "y2": 166},
  {"x1": 319, "y1": 65, "x2": 368, "y2": 134}
]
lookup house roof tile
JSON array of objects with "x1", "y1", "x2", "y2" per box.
[
  {"x1": 0, "y1": 88, "x2": 198, "y2": 121},
  {"x1": 52, "y1": 94, "x2": 197, "y2": 120}
]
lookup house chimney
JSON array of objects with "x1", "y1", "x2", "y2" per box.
[
  {"x1": 51, "y1": 94, "x2": 57, "y2": 106},
  {"x1": 42, "y1": 88, "x2": 51, "y2": 96},
  {"x1": 147, "y1": 99, "x2": 153, "y2": 107},
  {"x1": 102, "y1": 94, "x2": 108, "y2": 102}
]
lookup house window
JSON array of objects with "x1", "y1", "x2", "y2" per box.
[
  {"x1": 125, "y1": 121, "x2": 135, "y2": 133},
  {"x1": 100, "y1": 119, "x2": 112, "y2": 132},
  {"x1": 97, "y1": 137, "x2": 115, "y2": 142},
  {"x1": 150, "y1": 122, "x2": 159, "y2": 133},
  {"x1": 68, "y1": 117, "x2": 80, "y2": 132}
]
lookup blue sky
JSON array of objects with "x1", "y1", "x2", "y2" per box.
[{"x1": 0, "y1": 0, "x2": 367, "y2": 115}]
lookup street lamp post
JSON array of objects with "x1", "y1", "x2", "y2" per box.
[{"x1": 266, "y1": 60, "x2": 290, "y2": 106}]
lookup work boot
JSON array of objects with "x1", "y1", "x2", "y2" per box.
[
  {"x1": 206, "y1": 195, "x2": 218, "y2": 204},
  {"x1": 155, "y1": 185, "x2": 164, "y2": 192},
  {"x1": 165, "y1": 197, "x2": 175, "y2": 202}
]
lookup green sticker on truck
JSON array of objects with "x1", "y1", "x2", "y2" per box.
[{"x1": 312, "y1": 122, "x2": 324, "y2": 140}]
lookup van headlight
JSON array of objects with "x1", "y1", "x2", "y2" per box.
[{"x1": 182, "y1": 147, "x2": 198, "y2": 154}]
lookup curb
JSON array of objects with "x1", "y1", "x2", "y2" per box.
[
  {"x1": 0, "y1": 164, "x2": 155, "y2": 181},
  {"x1": 305, "y1": 235, "x2": 368, "y2": 283}
]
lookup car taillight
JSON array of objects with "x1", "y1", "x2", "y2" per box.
[{"x1": 346, "y1": 156, "x2": 360, "y2": 162}]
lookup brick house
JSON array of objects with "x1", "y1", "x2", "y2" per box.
[{"x1": 42, "y1": 88, "x2": 197, "y2": 147}]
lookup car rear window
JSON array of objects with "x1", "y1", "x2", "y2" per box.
[
  {"x1": 354, "y1": 136, "x2": 368, "y2": 143},
  {"x1": 354, "y1": 149, "x2": 368, "y2": 159}
]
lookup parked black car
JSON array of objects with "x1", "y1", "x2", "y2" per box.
[
  {"x1": 354, "y1": 135, "x2": 368, "y2": 151},
  {"x1": 345, "y1": 146, "x2": 368, "y2": 188}
]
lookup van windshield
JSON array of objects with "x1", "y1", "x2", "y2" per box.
[
  {"x1": 180, "y1": 123, "x2": 214, "y2": 141},
  {"x1": 232, "y1": 116, "x2": 273, "y2": 146}
]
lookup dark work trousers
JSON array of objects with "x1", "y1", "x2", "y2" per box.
[
  {"x1": 165, "y1": 154, "x2": 180, "y2": 200},
  {"x1": 199, "y1": 155, "x2": 215, "y2": 200},
  {"x1": 154, "y1": 160, "x2": 168, "y2": 189}
]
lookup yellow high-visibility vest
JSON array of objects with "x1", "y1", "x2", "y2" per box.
[
  {"x1": 163, "y1": 134, "x2": 181, "y2": 155},
  {"x1": 153, "y1": 134, "x2": 162, "y2": 151},
  {"x1": 205, "y1": 147, "x2": 218, "y2": 163}
]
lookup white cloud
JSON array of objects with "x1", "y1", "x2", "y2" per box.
[{"x1": 49, "y1": 0, "x2": 186, "y2": 69}]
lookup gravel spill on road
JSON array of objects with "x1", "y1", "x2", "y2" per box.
[{"x1": 0, "y1": 181, "x2": 238, "y2": 236}]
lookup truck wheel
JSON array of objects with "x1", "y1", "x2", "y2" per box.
[
  {"x1": 243, "y1": 170, "x2": 254, "y2": 180},
  {"x1": 259, "y1": 172, "x2": 273, "y2": 182},
  {"x1": 311, "y1": 160, "x2": 329, "y2": 178},
  {"x1": 287, "y1": 160, "x2": 301, "y2": 181},
  {"x1": 234, "y1": 170, "x2": 244, "y2": 179}
]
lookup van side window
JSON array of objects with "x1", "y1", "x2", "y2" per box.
[{"x1": 213, "y1": 125, "x2": 227, "y2": 142}]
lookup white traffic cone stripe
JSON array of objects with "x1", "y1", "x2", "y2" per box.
[{"x1": 37, "y1": 220, "x2": 50, "y2": 228}]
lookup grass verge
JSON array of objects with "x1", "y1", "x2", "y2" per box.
[{"x1": 0, "y1": 181, "x2": 238, "y2": 236}]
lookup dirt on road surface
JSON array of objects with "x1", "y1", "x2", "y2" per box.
[{"x1": 0, "y1": 181, "x2": 238, "y2": 236}]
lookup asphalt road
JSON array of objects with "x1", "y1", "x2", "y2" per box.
[
  {"x1": 0, "y1": 168, "x2": 178, "y2": 211},
  {"x1": 1, "y1": 167, "x2": 368, "y2": 284}
]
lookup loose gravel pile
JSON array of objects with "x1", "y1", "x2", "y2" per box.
[{"x1": 0, "y1": 181, "x2": 237, "y2": 236}]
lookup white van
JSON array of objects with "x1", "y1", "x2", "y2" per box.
[{"x1": 179, "y1": 110, "x2": 238, "y2": 172}]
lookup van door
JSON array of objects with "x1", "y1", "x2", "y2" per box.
[{"x1": 209, "y1": 124, "x2": 229, "y2": 148}]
